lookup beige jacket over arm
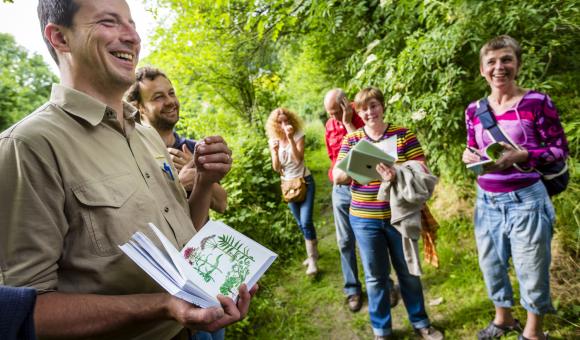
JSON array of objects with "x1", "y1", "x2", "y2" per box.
[{"x1": 377, "y1": 160, "x2": 438, "y2": 276}]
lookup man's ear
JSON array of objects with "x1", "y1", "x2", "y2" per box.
[
  {"x1": 44, "y1": 23, "x2": 71, "y2": 54},
  {"x1": 138, "y1": 106, "x2": 149, "y2": 123}
]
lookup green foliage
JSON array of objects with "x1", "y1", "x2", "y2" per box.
[
  {"x1": 0, "y1": 33, "x2": 57, "y2": 130},
  {"x1": 552, "y1": 166, "x2": 580, "y2": 257},
  {"x1": 143, "y1": 0, "x2": 293, "y2": 127},
  {"x1": 276, "y1": 39, "x2": 332, "y2": 122},
  {"x1": 302, "y1": 119, "x2": 326, "y2": 152}
]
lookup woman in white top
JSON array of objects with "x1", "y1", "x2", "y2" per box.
[{"x1": 266, "y1": 108, "x2": 318, "y2": 276}]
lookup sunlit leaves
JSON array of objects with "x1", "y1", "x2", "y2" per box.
[{"x1": 0, "y1": 33, "x2": 57, "y2": 130}]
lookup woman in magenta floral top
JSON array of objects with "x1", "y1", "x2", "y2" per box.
[{"x1": 462, "y1": 35, "x2": 568, "y2": 340}]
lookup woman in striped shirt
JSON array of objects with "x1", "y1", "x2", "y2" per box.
[
  {"x1": 333, "y1": 87, "x2": 443, "y2": 340},
  {"x1": 462, "y1": 35, "x2": 568, "y2": 340}
]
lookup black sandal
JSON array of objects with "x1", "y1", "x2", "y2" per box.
[{"x1": 477, "y1": 319, "x2": 523, "y2": 339}]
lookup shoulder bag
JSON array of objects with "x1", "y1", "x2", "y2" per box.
[{"x1": 280, "y1": 168, "x2": 307, "y2": 203}]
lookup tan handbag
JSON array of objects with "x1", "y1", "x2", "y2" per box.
[{"x1": 281, "y1": 177, "x2": 307, "y2": 203}]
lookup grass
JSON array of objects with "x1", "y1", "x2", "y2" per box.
[{"x1": 229, "y1": 130, "x2": 580, "y2": 339}]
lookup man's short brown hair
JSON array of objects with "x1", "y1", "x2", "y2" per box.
[
  {"x1": 124, "y1": 66, "x2": 169, "y2": 107},
  {"x1": 38, "y1": 0, "x2": 80, "y2": 65}
]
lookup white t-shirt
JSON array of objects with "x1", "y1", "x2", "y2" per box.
[{"x1": 272, "y1": 130, "x2": 311, "y2": 180}]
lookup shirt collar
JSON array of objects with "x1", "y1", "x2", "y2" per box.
[{"x1": 50, "y1": 84, "x2": 139, "y2": 126}]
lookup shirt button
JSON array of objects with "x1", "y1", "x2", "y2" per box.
[
  {"x1": 105, "y1": 108, "x2": 115, "y2": 118},
  {"x1": 145, "y1": 172, "x2": 151, "y2": 178},
  {"x1": 164, "y1": 207, "x2": 169, "y2": 213}
]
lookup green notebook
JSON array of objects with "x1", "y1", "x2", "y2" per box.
[
  {"x1": 466, "y1": 142, "x2": 503, "y2": 175},
  {"x1": 337, "y1": 136, "x2": 398, "y2": 185}
]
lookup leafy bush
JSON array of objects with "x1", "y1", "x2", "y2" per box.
[
  {"x1": 552, "y1": 162, "x2": 580, "y2": 257},
  {"x1": 303, "y1": 119, "x2": 326, "y2": 152},
  {"x1": 0, "y1": 33, "x2": 57, "y2": 130}
]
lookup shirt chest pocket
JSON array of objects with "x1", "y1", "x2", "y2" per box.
[{"x1": 72, "y1": 173, "x2": 142, "y2": 257}]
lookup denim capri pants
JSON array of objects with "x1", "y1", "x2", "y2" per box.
[{"x1": 474, "y1": 180, "x2": 556, "y2": 315}]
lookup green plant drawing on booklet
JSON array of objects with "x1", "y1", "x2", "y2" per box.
[
  {"x1": 466, "y1": 142, "x2": 504, "y2": 175},
  {"x1": 119, "y1": 220, "x2": 277, "y2": 308},
  {"x1": 183, "y1": 235, "x2": 225, "y2": 283},
  {"x1": 183, "y1": 234, "x2": 255, "y2": 293}
]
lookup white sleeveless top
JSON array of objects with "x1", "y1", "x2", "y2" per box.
[{"x1": 272, "y1": 130, "x2": 311, "y2": 180}]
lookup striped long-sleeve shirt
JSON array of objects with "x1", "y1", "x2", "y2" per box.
[
  {"x1": 465, "y1": 90, "x2": 569, "y2": 193},
  {"x1": 337, "y1": 125, "x2": 425, "y2": 220}
]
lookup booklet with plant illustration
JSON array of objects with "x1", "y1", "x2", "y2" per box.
[
  {"x1": 336, "y1": 136, "x2": 398, "y2": 184},
  {"x1": 466, "y1": 142, "x2": 504, "y2": 175},
  {"x1": 119, "y1": 220, "x2": 277, "y2": 308}
]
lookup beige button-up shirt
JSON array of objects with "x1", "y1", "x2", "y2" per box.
[{"x1": 0, "y1": 85, "x2": 195, "y2": 339}]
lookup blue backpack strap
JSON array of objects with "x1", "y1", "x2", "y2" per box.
[{"x1": 475, "y1": 98, "x2": 495, "y2": 129}]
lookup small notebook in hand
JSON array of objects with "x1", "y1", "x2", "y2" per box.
[
  {"x1": 119, "y1": 220, "x2": 277, "y2": 308},
  {"x1": 466, "y1": 143, "x2": 504, "y2": 175},
  {"x1": 337, "y1": 136, "x2": 398, "y2": 185}
]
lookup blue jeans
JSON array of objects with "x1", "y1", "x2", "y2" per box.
[
  {"x1": 350, "y1": 216, "x2": 430, "y2": 336},
  {"x1": 475, "y1": 181, "x2": 555, "y2": 315},
  {"x1": 288, "y1": 175, "x2": 317, "y2": 240},
  {"x1": 332, "y1": 184, "x2": 362, "y2": 296},
  {"x1": 191, "y1": 328, "x2": 225, "y2": 340}
]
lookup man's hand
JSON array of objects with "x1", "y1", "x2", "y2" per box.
[
  {"x1": 194, "y1": 136, "x2": 232, "y2": 185},
  {"x1": 340, "y1": 97, "x2": 353, "y2": 125},
  {"x1": 178, "y1": 164, "x2": 197, "y2": 191},
  {"x1": 167, "y1": 284, "x2": 258, "y2": 332},
  {"x1": 168, "y1": 145, "x2": 193, "y2": 172}
]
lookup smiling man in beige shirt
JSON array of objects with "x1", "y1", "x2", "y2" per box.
[{"x1": 0, "y1": 0, "x2": 254, "y2": 339}]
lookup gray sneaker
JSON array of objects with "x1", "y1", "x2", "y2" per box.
[{"x1": 414, "y1": 325, "x2": 444, "y2": 340}]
